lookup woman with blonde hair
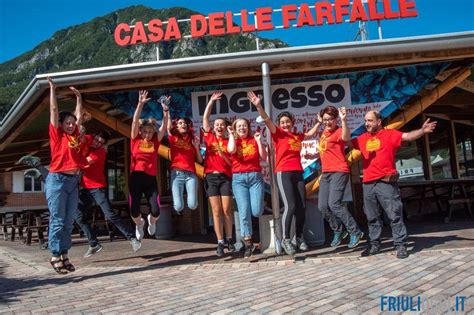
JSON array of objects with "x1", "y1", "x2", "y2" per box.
[
  {"x1": 129, "y1": 90, "x2": 169, "y2": 240},
  {"x1": 227, "y1": 117, "x2": 267, "y2": 258}
]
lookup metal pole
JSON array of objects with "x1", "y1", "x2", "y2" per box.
[
  {"x1": 261, "y1": 62, "x2": 282, "y2": 254},
  {"x1": 156, "y1": 43, "x2": 160, "y2": 61},
  {"x1": 254, "y1": 15, "x2": 260, "y2": 51},
  {"x1": 377, "y1": 21, "x2": 383, "y2": 40}
]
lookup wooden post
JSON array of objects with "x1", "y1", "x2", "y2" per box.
[
  {"x1": 305, "y1": 66, "x2": 472, "y2": 196},
  {"x1": 448, "y1": 120, "x2": 461, "y2": 179},
  {"x1": 421, "y1": 114, "x2": 433, "y2": 180}
]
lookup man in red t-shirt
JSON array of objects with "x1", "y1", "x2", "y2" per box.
[
  {"x1": 77, "y1": 131, "x2": 142, "y2": 257},
  {"x1": 351, "y1": 111, "x2": 436, "y2": 259}
]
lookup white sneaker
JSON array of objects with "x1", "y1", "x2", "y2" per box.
[
  {"x1": 135, "y1": 218, "x2": 145, "y2": 241},
  {"x1": 147, "y1": 213, "x2": 156, "y2": 236}
]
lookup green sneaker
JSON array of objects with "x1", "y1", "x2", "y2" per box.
[
  {"x1": 348, "y1": 232, "x2": 364, "y2": 249},
  {"x1": 330, "y1": 231, "x2": 348, "y2": 247}
]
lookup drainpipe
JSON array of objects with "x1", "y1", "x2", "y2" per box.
[{"x1": 261, "y1": 62, "x2": 282, "y2": 254}]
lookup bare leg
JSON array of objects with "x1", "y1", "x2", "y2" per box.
[
  {"x1": 209, "y1": 196, "x2": 224, "y2": 240},
  {"x1": 221, "y1": 196, "x2": 233, "y2": 239}
]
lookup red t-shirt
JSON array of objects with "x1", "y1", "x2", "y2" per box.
[
  {"x1": 271, "y1": 127, "x2": 304, "y2": 173},
  {"x1": 351, "y1": 129, "x2": 403, "y2": 183},
  {"x1": 319, "y1": 127, "x2": 350, "y2": 173},
  {"x1": 81, "y1": 135, "x2": 107, "y2": 189},
  {"x1": 230, "y1": 137, "x2": 262, "y2": 173},
  {"x1": 204, "y1": 133, "x2": 232, "y2": 177},
  {"x1": 169, "y1": 134, "x2": 196, "y2": 173},
  {"x1": 130, "y1": 134, "x2": 160, "y2": 176},
  {"x1": 49, "y1": 123, "x2": 88, "y2": 173}
]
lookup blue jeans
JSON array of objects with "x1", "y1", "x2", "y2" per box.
[
  {"x1": 45, "y1": 172, "x2": 80, "y2": 257},
  {"x1": 232, "y1": 172, "x2": 264, "y2": 238},
  {"x1": 77, "y1": 188, "x2": 134, "y2": 246},
  {"x1": 171, "y1": 169, "x2": 198, "y2": 212}
]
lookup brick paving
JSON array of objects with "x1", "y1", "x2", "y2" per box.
[{"x1": 0, "y1": 221, "x2": 473, "y2": 313}]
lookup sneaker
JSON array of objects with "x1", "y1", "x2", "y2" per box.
[
  {"x1": 18, "y1": 155, "x2": 41, "y2": 167},
  {"x1": 130, "y1": 238, "x2": 141, "y2": 252},
  {"x1": 361, "y1": 242, "x2": 381, "y2": 257},
  {"x1": 226, "y1": 238, "x2": 236, "y2": 252},
  {"x1": 216, "y1": 242, "x2": 225, "y2": 257},
  {"x1": 330, "y1": 231, "x2": 348, "y2": 247},
  {"x1": 281, "y1": 238, "x2": 296, "y2": 256},
  {"x1": 147, "y1": 214, "x2": 156, "y2": 236},
  {"x1": 293, "y1": 237, "x2": 309, "y2": 251},
  {"x1": 348, "y1": 232, "x2": 364, "y2": 249},
  {"x1": 83, "y1": 244, "x2": 103, "y2": 258},
  {"x1": 24, "y1": 168, "x2": 42, "y2": 179},
  {"x1": 243, "y1": 239, "x2": 253, "y2": 258},
  {"x1": 396, "y1": 245, "x2": 409, "y2": 259},
  {"x1": 135, "y1": 218, "x2": 145, "y2": 241}
]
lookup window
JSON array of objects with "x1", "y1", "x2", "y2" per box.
[
  {"x1": 428, "y1": 118, "x2": 452, "y2": 179},
  {"x1": 455, "y1": 123, "x2": 474, "y2": 178},
  {"x1": 396, "y1": 117, "x2": 425, "y2": 181},
  {"x1": 12, "y1": 171, "x2": 43, "y2": 193}
]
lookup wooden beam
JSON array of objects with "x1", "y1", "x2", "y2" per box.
[
  {"x1": 305, "y1": 66, "x2": 472, "y2": 196},
  {"x1": 83, "y1": 102, "x2": 205, "y2": 178}
]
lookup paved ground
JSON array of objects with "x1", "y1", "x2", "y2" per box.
[{"x1": 0, "y1": 219, "x2": 473, "y2": 314}]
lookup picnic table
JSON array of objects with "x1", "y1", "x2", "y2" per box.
[{"x1": 399, "y1": 179, "x2": 474, "y2": 222}]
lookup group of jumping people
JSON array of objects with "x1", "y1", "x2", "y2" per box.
[{"x1": 26, "y1": 78, "x2": 437, "y2": 274}]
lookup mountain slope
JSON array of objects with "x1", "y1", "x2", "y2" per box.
[{"x1": 0, "y1": 5, "x2": 288, "y2": 119}]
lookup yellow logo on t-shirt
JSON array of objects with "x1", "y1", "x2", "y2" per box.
[
  {"x1": 366, "y1": 138, "x2": 381, "y2": 152},
  {"x1": 211, "y1": 141, "x2": 226, "y2": 154},
  {"x1": 139, "y1": 139, "x2": 155, "y2": 153},
  {"x1": 318, "y1": 135, "x2": 328, "y2": 154},
  {"x1": 67, "y1": 134, "x2": 81, "y2": 152},
  {"x1": 175, "y1": 138, "x2": 193, "y2": 151},
  {"x1": 237, "y1": 141, "x2": 256, "y2": 157},
  {"x1": 288, "y1": 136, "x2": 302, "y2": 151}
]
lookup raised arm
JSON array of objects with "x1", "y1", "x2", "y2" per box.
[
  {"x1": 247, "y1": 91, "x2": 276, "y2": 134},
  {"x1": 402, "y1": 118, "x2": 437, "y2": 142},
  {"x1": 227, "y1": 125, "x2": 236, "y2": 154},
  {"x1": 158, "y1": 97, "x2": 170, "y2": 142},
  {"x1": 339, "y1": 107, "x2": 351, "y2": 142},
  {"x1": 303, "y1": 114, "x2": 322, "y2": 140},
  {"x1": 131, "y1": 90, "x2": 150, "y2": 139},
  {"x1": 193, "y1": 135, "x2": 203, "y2": 163},
  {"x1": 203, "y1": 92, "x2": 222, "y2": 133},
  {"x1": 70, "y1": 87, "x2": 83, "y2": 127},
  {"x1": 48, "y1": 77, "x2": 59, "y2": 128},
  {"x1": 254, "y1": 132, "x2": 268, "y2": 161}
]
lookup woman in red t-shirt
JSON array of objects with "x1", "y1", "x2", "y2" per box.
[
  {"x1": 45, "y1": 77, "x2": 88, "y2": 274},
  {"x1": 317, "y1": 106, "x2": 363, "y2": 249},
  {"x1": 202, "y1": 92, "x2": 234, "y2": 257},
  {"x1": 129, "y1": 90, "x2": 169, "y2": 241},
  {"x1": 227, "y1": 118, "x2": 267, "y2": 258},
  {"x1": 167, "y1": 116, "x2": 202, "y2": 213},
  {"x1": 248, "y1": 91, "x2": 320, "y2": 256}
]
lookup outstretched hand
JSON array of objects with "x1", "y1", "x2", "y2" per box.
[
  {"x1": 138, "y1": 90, "x2": 151, "y2": 105},
  {"x1": 338, "y1": 107, "x2": 347, "y2": 122},
  {"x1": 227, "y1": 125, "x2": 234, "y2": 135},
  {"x1": 422, "y1": 118, "x2": 437, "y2": 134},
  {"x1": 47, "y1": 76, "x2": 56, "y2": 89},
  {"x1": 160, "y1": 95, "x2": 171, "y2": 111},
  {"x1": 247, "y1": 91, "x2": 262, "y2": 107},
  {"x1": 210, "y1": 92, "x2": 223, "y2": 102},
  {"x1": 69, "y1": 86, "x2": 82, "y2": 99}
]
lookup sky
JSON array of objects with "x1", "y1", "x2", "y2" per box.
[{"x1": 0, "y1": 0, "x2": 473, "y2": 63}]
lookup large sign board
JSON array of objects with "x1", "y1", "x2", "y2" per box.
[{"x1": 114, "y1": 0, "x2": 419, "y2": 46}]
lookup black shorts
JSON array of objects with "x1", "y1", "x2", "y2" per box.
[{"x1": 205, "y1": 173, "x2": 232, "y2": 197}]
